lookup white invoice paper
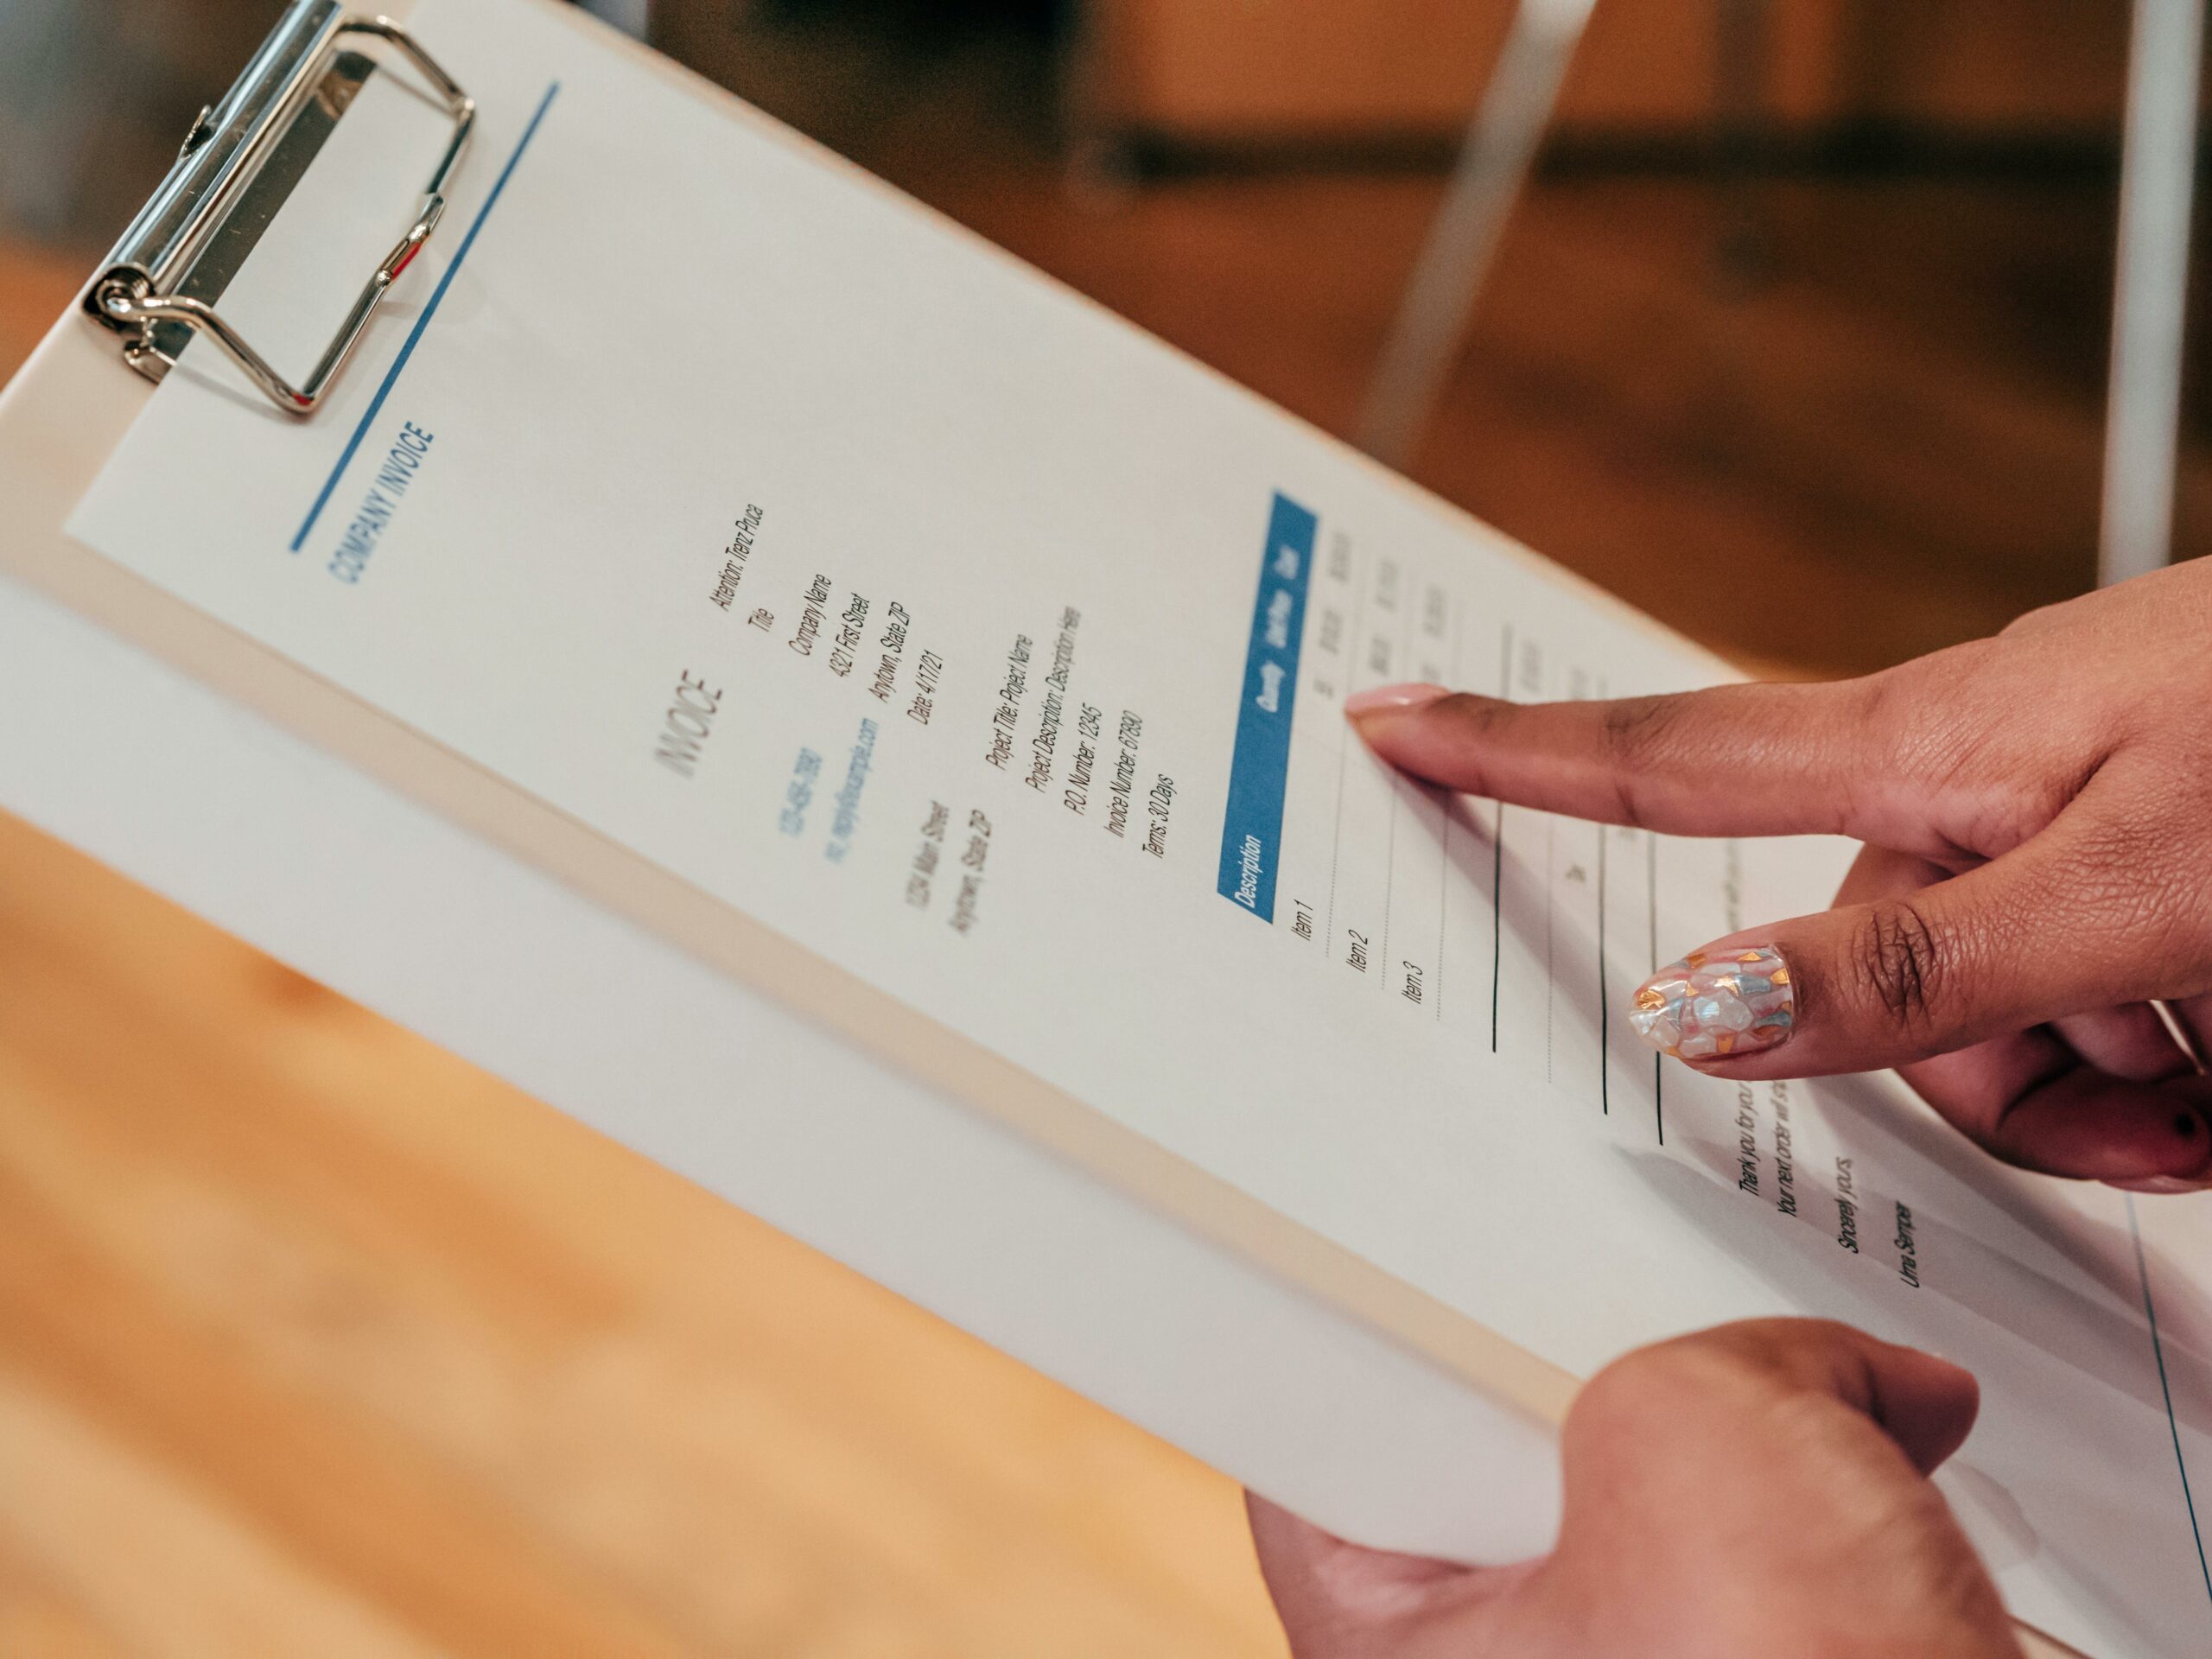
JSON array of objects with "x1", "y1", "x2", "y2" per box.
[{"x1": 61, "y1": 2, "x2": 2212, "y2": 1650}]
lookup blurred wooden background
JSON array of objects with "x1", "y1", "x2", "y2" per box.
[
  {"x1": 6, "y1": 0, "x2": 2212, "y2": 1651},
  {"x1": 0, "y1": 810, "x2": 1276, "y2": 1656},
  {"x1": 1078, "y1": 0, "x2": 2139, "y2": 150}
]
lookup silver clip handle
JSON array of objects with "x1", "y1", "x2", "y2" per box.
[{"x1": 85, "y1": 5, "x2": 474, "y2": 418}]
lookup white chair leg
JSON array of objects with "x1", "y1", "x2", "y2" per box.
[
  {"x1": 1358, "y1": 0, "x2": 1598, "y2": 470},
  {"x1": 2101, "y1": 0, "x2": 2204, "y2": 586}
]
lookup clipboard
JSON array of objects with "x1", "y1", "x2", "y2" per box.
[
  {"x1": 0, "y1": 0, "x2": 1580, "y2": 1576},
  {"x1": 0, "y1": 8, "x2": 2107, "y2": 1655}
]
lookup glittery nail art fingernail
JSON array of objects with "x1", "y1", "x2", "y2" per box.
[{"x1": 1629, "y1": 945, "x2": 1796, "y2": 1061}]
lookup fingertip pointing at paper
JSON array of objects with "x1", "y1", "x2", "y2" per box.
[
  {"x1": 1344, "y1": 683, "x2": 1467, "y2": 783},
  {"x1": 1344, "y1": 682, "x2": 1451, "y2": 719}
]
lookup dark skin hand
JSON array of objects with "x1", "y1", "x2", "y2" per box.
[
  {"x1": 1253, "y1": 569, "x2": 2212, "y2": 1655},
  {"x1": 1250, "y1": 1319, "x2": 2021, "y2": 1659},
  {"x1": 1346, "y1": 556, "x2": 2212, "y2": 1189}
]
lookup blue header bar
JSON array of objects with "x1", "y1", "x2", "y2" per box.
[{"x1": 1217, "y1": 492, "x2": 1317, "y2": 921}]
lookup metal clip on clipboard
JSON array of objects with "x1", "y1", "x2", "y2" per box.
[{"x1": 82, "y1": 3, "x2": 474, "y2": 418}]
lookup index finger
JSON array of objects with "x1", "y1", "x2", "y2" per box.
[{"x1": 1344, "y1": 677, "x2": 1948, "y2": 854}]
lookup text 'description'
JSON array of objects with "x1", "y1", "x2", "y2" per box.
[{"x1": 1216, "y1": 492, "x2": 1316, "y2": 921}]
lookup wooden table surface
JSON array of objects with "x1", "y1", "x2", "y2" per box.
[
  {"x1": 0, "y1": 809, "x2": 1281, "y2": 1657},
  {"x1": 0, "y1": 247, "x2": 1282, "y2": 1659}
]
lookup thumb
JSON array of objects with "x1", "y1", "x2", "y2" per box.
[
  {"x1": 1552, "y1": 1321, "x2": 2017, "y2": 1659},
  {"x1": 1566, "y1": 1318, "x2": 1980, "y2": 1491},
  {"x1": 1628, "y1": 774, "x2": 2173, "y2": 1077}
]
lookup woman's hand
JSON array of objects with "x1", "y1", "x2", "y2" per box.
[
  {"x1": 1250, "y1": 1319, "x2": 2018, "y2": 1659},
  {"x1": 1345, "y1": 556, "x2": 2212, "y2": 1188}
]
